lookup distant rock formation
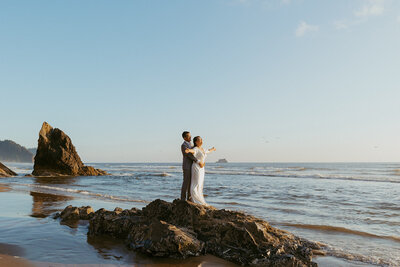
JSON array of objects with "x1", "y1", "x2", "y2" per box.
[
  {"x1": 55, "y1": 199, "x2": 320, "y2": 266},
  {"x1": 0, "y1": 161, "x2": 17, "y2": 177},
  {"x1": 32, "y1": 122, "x2": 108, "y2": 177},
  {"x1": 216, "y1": 158, "x2": 228, "y2": 163},
  {"x1": 0, "y1": 140, "x2": 34, "y2": 163},
  {"x1": 27, "y1": 148, "x2": 37, "y2": 156}
]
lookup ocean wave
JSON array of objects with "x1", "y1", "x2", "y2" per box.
[
  {"x1": 323, "y1": 245, "x2": 398, "y2": 266},
  {"x1": 7, "y1": 167, "x2": 32, "y2": 175},
  {"x1": 147, "y1": 172, "x2": 173, "y2": 177},
  {"x1": 105, "y1": 168, "x2": 400, "y2": 183},
  {"x1": 17, "y1": 183, "x2": 149, "y2": 203},
  {"x1": 204, "y1": 170, "x2": 400, "y2": 183},
  {"x1": 212, "y1": 201, "x2": 242, "y2": 206},
  {"x1": 110, "y1": 172, "x2": 174, "y2": 178},
  {"x1": 372, "y1": 202, "x2": 400, "y2": 211},
  {"x1": 102, "y1": 164, "x2": 178, "y2": 169},
  {"x1": 136, "y1": 172, "x2": 173, "y2": 177},
  {"x1": 75, "y1": 164, "x2": 400, "y2": 184},
  {"x1": 110, "y1": 172, "x2": 136, "y2": 177},
  {"x1": 281, "y1": 223, "x2": 400, "y2": 243},
  {"x1": 280, "y1": 224, "x2": 400, "y2": 265},
  {"x1": 287, "y1": 167, "x2": 308, "y2": 171}
]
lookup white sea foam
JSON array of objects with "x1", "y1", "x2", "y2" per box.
[
  {"x1": 17, "y1": 183, "x2": 149, "y2": 203},
  {"x1": 324, "y1": 245, "x2": 398, "y2": 266},
  {"x1": 204, "y1": 170, "x2": 400, "y2": 183}
]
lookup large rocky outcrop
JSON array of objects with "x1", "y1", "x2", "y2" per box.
[
  {"x1": 0, "y1": 161, "x2": 17, "y2": 177},
  {"x1": 32, "y1": 122, "x2": 108, "y2": 177},
  {"x1": 55, "y1": 200, "x2": 321, "y2": 266}
]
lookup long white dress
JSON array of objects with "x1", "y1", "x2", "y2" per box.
[{"x1": 190, "y1": 147, "x2": 210, "y2": 205}]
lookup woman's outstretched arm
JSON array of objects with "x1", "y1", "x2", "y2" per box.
[
  {"x1": 185, "y1": 148, "x2": 195, "y2": 154},
  {"x1": 207, "y1": 147, "x2": 216, "y2": 153}
]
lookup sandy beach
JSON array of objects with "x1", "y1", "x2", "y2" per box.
[
  {"x1": 1, "y1": 172, "x2": 385, "y2": 267},
  {"x1": 0, "y1": 254, "x2": 36, "y2": 267},
  {"x1": 0, "y1": 243, "x2": 35, "y2": 267},
  {"x1": 0, "y1": 256, "x2": 238, "y2": 267},
  {"x1": 0, "y1": 164, "x2": 398, "y2": 266},
  {"x1": 0, "y1": 185, "x2": 239, "y2": 267}
]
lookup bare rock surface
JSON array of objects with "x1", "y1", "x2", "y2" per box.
[
  {"x1": 55, "y1": 199, "x2": 320, "y2": 266},
  {"x1": 54, "y1": 205, "x2": 95, "y2": 221},
  {"x1": 0, "y1": 161, "x2": 17, "y2": 177},
  {"x1": 32, "y1": 122, "x2": 108, "y2": 177}
]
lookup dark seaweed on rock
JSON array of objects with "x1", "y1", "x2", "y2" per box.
[{"x1": 55, "y1": 199, "x2": 320, "y2": 266}]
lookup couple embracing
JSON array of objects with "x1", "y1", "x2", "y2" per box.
[{"x1": 180, "y1": 131, "x2": 216, "y2": 206}]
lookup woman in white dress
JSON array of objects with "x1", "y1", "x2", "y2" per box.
[{"x1": 185, "y1": 136, "x2": 216, "y2": 205}]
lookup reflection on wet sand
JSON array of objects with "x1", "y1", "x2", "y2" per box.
[
  {"x1": 0, "y1": 242, "x2": 26, "y2": 257},
  {"x1": 0, "y1": 183, "x2": 11, "y2": 192},
  {"x1": 88, "y1": 234, "x2": 239, "y2": 267},
  {"x1": 124, "y1": 254, "x2": 240, "y2": 266},
  {"x1": 30, "y1": 191, "x2": 73, "y2": 218},
  {"x1": 30, "y1": 175, "x2": 78, "y2": 218},
  {"x1": 0, "y1": 254, "x2": 35, "y2": 267},
  {"x1": 86, "y1": 222, "x2": 239, "y2": 266},
  {"x1": 33, "y1": 176, "x2": 78, "y2": 185},
  {"x1": 0, "y1": 243, "x2": 35, "y2": 267},
  {"x1": 9, "y1": 177, "x2": 238, "y2": 267},
  {"x1": 87, "y1": 234, "x2": 136, "y2": 262}
]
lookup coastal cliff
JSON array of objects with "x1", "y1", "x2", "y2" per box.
[
  {"x1": 0, "y1": 140, "x2": 34, "y2": 163},
  {"x1": 32, "y1": 122, "x2": 108, "y2": 177},
  {"x1": 55, "y1": 199, "x2": 320, "y2": 266}
]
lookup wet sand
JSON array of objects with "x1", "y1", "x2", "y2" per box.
[
  {"x1": 0, "y1": 239, "x2": 237, "y2": 267},
  {"x1": 0, "y1": 254, "x2": 36, "y2": 267},
  {"x1": 0, "y1": 254, "x2": 237, "y2": 267},
  {"x1": 0, "y1": 243, "x2": 35, "y2": 267},
  {"x1": 30, "y1": 255, "x2": 238, "y2": 267},
  {"x1": 313, "y1": 256, "x2": 376, "y2": 267},
  {"x1": 0, "y1": 182, "x2": 375, "y2": 267},
  {"x1": 0, "y1": 187, "x2": 238, "y2": 267},
  {"x1": 0, "y1": 255, "x2": 373, "y2": 267},
  {"x1": 0, "y1": 183, "x2": 10, "y2": 192}
]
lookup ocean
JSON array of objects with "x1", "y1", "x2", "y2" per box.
[{"x1": 0, "y1": 162, "x2": 399, "y2": 266}]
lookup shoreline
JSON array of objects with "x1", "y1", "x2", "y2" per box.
[
  {"x1": 0, "y1": 183, "x2": 11, "y2": 192},
  {"x1": 0, "y1": 243, "x2": 35, "y2": 267},
  {"x1": 0, "y1": 254, "x2": 239, "y2": 267},
  {"x1": 0, "y1": 254, "x2": 36, "y2": 267},
  {"x1": 0, "y1": 254, "x2": 373, "y2": 267},
  {"x1": 0, "y1": 181, "x2": 381, "y2": 266}
]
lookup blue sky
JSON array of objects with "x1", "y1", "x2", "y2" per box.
[{"x1": 1, "y1": 0, "x2": 399, "y2": 162}]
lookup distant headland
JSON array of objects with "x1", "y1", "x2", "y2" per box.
[{"x1": 0, "y1": 140, "x2": 34, "y2": 163}]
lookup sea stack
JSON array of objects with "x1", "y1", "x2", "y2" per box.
[
  {"x1": 0, "y1": 162, "x2": 17, "y2": 177},
  {"x1": 32, "y1": 122, "x2": 108, "y2": 177}
]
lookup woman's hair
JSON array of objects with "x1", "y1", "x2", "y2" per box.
[{"x1": 193, "y1": 136, "x2": 201, "y2": 147}]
